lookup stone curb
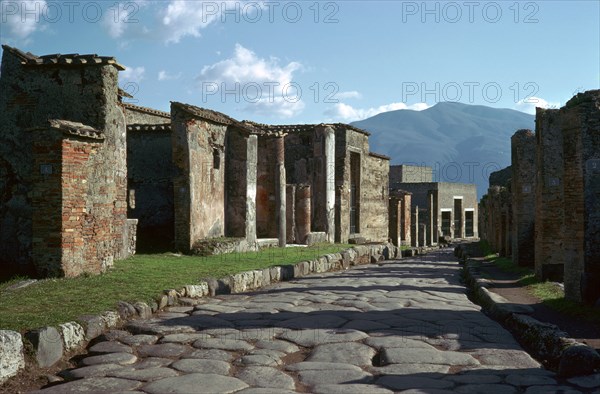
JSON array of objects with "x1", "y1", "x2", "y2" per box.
[
  {"x1": 0, "y1": 243, "x2": 399, "y2": 384},
  {"x1": 462, "y1": 259, "x2": 600, "y2": 377}
]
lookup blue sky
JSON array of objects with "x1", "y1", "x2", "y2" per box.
[{"x1": 1, "y1": 0, "x2": 599, "y2": 124}]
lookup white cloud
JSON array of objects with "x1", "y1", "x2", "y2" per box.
[
  {"x1": 336, "y1": 91, "x2": 362, "y2": 100},
  {"x1": 121, "y1": 66, "x2": 146, "y2": 83},
  {"x1": 325, "y1": 102, "x2": 430, "y2": 122},
  {"x1": 158, "y1": 70, "x2": 182, "y2": 81},
  {"x1": 514, "y1": 96, "x2": 560, "y2": 115},
  {"x1": 161, "y1": 0, "x2": 238, "y2": 44},
  {"x1": 198, "y1": 43, "x2": 304, "y2": 118},
  {"x1": 102, "y1": 1, "x2": 148, "y2": 40},
  {"x1": 1, "y1": 0, "x2": 47, "y2": 42}
]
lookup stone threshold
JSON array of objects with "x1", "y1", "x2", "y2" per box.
[{"x1": 0, "y1": 243, "x2": 401, "y2": 384}]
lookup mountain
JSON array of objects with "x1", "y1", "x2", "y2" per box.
[{"x1": 351, "y1": 102, "x2": 535, "y2": 198}]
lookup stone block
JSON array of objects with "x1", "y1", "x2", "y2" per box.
[
  {"x1": 269, "y1": 266, "x2": 281, "y2": 282},
  {"x1": 280, "y1": 265, "x2": 294, "y2": 280},
  {"x1": 0, "y1": 330, "x2": 25, "y2": 383},
  {"x1": 78, "y1": 315, "x2": 106, "y2": 340},
  {"x1": 59, "y1": 322, "x2": 86, "y2": 352},
  {"x1": 25, "y1": 326, "x2": 64, "y2": 368},
  {"x1": 184, "y1": 283, "x2": 209, "y2": 298},
  {"x1": 102, "y1": 311, "x2": 120, "y2": 328},
  {"x1": 117, "y1": 301, "x2": 137, "y2": 320},
  {"x1": 134, "y1": 302, "x2": 152, "y2": 319}
]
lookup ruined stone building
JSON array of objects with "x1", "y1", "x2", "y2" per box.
[
  {"x1": 0, "y1": 46, "x2": 136, "y2": 279},
  {"x1": 480, "y1": 90, "x2": 600, "y2": 305},
  {"x1": 0, "y1": 45, "x2": 392, "y2": 279},
  {"x1": 390, "y1": 165, "x2": 478, "y2": 247},
  {"x1": 246, "y1": 123, "x2": 391, "y2": 245}
]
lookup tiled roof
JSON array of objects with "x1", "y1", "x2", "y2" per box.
[
  {"x1": 2, "y1": 45, "x2": 125, "y2": 70},
  {"x1": 127, "y1": 124, "x2": 171, "y2": 132},
  {"x1": 122, "y1": 103, "x2": 170, "y2": 119},
  {"x1": 369, "y1": 151, "x2": 390, "y2": 160},
  {"x1": 47, "y1": 119, "x2": 105, "y2": 140}
]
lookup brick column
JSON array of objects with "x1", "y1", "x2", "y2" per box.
[{"x1": 295, "y1": 184, "x2": 311, "y2": 244}]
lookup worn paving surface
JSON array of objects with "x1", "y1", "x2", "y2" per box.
[{"x1": 34, "y1": 249, "x2": 598, "y2": 393}]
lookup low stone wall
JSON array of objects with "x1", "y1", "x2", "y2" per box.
[
  {"x1": 462, "y1": 257, "x2": 600, "y2": 377},
  {"x1": 0, "y1": 242, "x2": 399, "y2": 384}
]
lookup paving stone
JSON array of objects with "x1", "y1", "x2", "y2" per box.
[
  {"x1": 192, "y1": 338, "x2": 253, "y2": 351},
  {"x1": 313, "y1": 384, "x2": 393, "y2": 393},
  {"x1": 454, "y1": 384, "x2": 518, "y2": 393},
  {"x1": 120, "y1": 334, "x2": 159, "y2": 346},
  {"x1": 131, "y1": 357, "x2": 173, "y2": 369},
  {"x1": 81, "y1": 352, "x2": 137, "y2": 366},
  {"x1": 142, "y1": 373, "x2": 248, "y2": 394},
  {"x1": 524, "y1": 385, "x2": 583, "y2": 394},
  {"x1": 235, "y1": 354, "x2": 282, "y2": 366},
  {"x1": 183, "y1": 348, "x2": 235, "y2": 362},
  {"x1": 372, "y1": 364, "x2": 450, "y2": 375},
  {"x1": 171, "y1": 358, "x2": 231, "y2": 375},
  {"x1": 469, "y1": 349, "x2": 540, "y2": 368},
  {"x1": 280, "y1": 314, "x2": 348, "y2": 329},
  {"x1": 59, "y1": 363, "x2": 127, "y2": 380},
  {"x1": 298, "y1": 369, "x2": 373, "y2": 386},
  {"x1": 255, "y1": 339, "x2": 299, "y2": 353},
  {"x1": 307, "y1": 342, "x2": 375, "y2": 366},
  {"x1": 32, "y1": 377, "x2": 141, "y2": 393},
  {"x1": 342, "y1": 319, "x2": 391, "y2": 331},
  {"x1": 505, "y1": 373, "x2": 557, "y2": 386},
  {"x1": 236, "y1": 366, "x2": 295, "y2": 389},
  {"x1": 365, "y1": 336, "x2": 435, "y2": 350},
  {"x1": 159, "y1": 333, "x2": 209, "y2": 344},
  {"x1": 567, "y1": 373, "x2": 600, "y2": 388},
  {"x1": 88, "y1": 341, "x2": 133, "y2": 354},
  {"x1": 285, "y1": 362, "x2": 364, "y2": 372},
  {"x1": 279, "y1": 328, "x2": 368, "y2": 347},
  {"x1": 377, "y1": 375, "x2": 455, "y2": 390},
  {"x1": 108, "y1": 367, "x2": 179, "y2": 381},
  {"x1": 236, "y1": 389, "x2": 296, "y2": 394},
  {"x1": 165, "y1": 306, "x2": 194, "y2": 313},
  {"x1": 381, "y1": 348, "x2": 479, "y2": 366},
  {"x1": 137, "y1": 343, "x2": 190, "y2": 358},
  {"x1": 445, "y1": 373, "x2": 503, "y2": 384}
]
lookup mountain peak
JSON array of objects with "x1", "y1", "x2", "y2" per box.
[{"x1": 350, "y1": 102, "x2": 534, "y2": 198}]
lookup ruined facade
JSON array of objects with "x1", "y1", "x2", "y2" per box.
[
  {"x1": 536, "y1": 91, "x2": 600, "y2": 303},
  {"x1": 511, "y1": 129, "x2": 536, "y2": 267},
  {"x1": 390, "y1": 165, "x2": 478, "y2": 246},
  {"x1": 248, "y1": 123, "x2": 390, "y2": 244},
  {"x1": 479, "y1": 90, "x2": 600, "y2": 305},
  {"x1": 0, "y1": 46, "x2": 135, "y2": 278},
  {"x1": 124, "y1": 104, "x2": 173, "y2": 252},
  {"x1": 389, "y1": 190, "x2": 412, "y2": 247},
  {"x1": 479, "y1": 184, "x2": 512, "y2": 257}
]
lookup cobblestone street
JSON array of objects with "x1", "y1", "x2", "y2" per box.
[{"x1": 34, "y1": 250, "x2": 593, "y2": 393}]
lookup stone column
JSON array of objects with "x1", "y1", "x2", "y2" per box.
[
  {"x1": 324, "y1": 126, "x2": 336, "y2": 243},
  {"x1": 246, "y1": 135, "x2": 258, "y2": 244},
  {"x1": 275, "y1": 137, "x2": 286, "y2": 247},
  {"x1": 296, "y1": 184, "x2": 311, "y2": 244},
  {"x1": 413, "y1": 206, "x2": 419, "y2": 247},
  {"x1": 428, "y1": 191, "x2": 434, "y2": 246},
  {"x1": 286, "y1": 184, "x2": 296, "y2": 244},
  {"x1": 388, "y1": 194, "x2": 401, "y2": 247}
]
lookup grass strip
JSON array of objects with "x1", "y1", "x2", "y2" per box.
[{"x1": 0, "y1": 244, "x2": 350, "y2": 332}]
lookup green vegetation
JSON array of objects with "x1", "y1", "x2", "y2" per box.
[
  {"x1": 0, "y1": 244, "x2": 350, "y2": 332},
  {"x1": 487, "y1": 255, "x2": 600, "y2": 323},
  {"x1": 479, "y1": 239, "x2": 496, "y2": 260}
]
